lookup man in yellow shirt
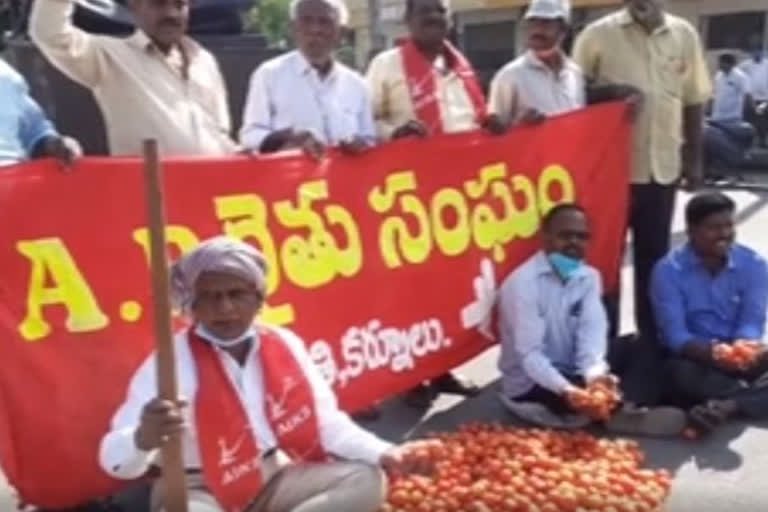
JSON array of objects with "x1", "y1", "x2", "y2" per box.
[
  {"x1": 366, "y1": 0, "x2": 492, "y2": 140},
  {"x1": 365, "y1": 0, "x2": 485, "y2": 406},
  {"x1": 573, "y1": 0, "x2": 711, "y2": 342},
  {"x1": 30, "y1": 0, "x2": 237, "y2": 157}
]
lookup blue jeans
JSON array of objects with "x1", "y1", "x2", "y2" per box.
[{"x1": 704, "y1": 120, "x2": 755, "y2": 169}]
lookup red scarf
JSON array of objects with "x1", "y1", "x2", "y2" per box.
[
  {"x1": 399, "y1": 38, "x2": 487, "y2": 134},
  {"x1": 190, "y1": 326, "x2": 325, "y2": 512}
]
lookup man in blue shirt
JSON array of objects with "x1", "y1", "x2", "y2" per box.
[
  {"x1": 0, "y1": 58, "x2": 79, "y2": 167},
  {"x1": 651, "y1": 192, "x2": 768, "y2": 434}
]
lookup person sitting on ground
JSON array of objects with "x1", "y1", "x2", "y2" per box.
[
  {"x1": 704, "y1": 53, "x2": 755, "y2": 176},
  {"x1": 0, "y1": 58, "x2": 80, "y2": 168},
  {"x1": 497, "y1": 203, "x2": 686, "y2": 436},
  {"x1": 651, "y1": 192, "x2": 768, "y2": 435},
  {"x1": 99, "y1": 236, "x2": 435, "y2": 512}
]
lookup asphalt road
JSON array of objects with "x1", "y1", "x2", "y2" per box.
[{"x1": 3, "y1": 187, "x2": 768, "y2": 511}]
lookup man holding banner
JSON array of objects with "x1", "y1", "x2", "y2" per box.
[
  {"x1": 240, "y1": 0, "x2": 376, "y2": 158},
  {"x1": 30, "y1": 0, "x2": 237, "y2": 157},
  {"x1": 99, "y1": 237, "x2": 435, "y2": 512},
  {"x1": 365, "y1": 0, "x2": 485, "y2": 407}
]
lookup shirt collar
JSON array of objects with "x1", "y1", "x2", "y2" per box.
[
  {"x1": 681, "y1": 243, "x2": 737, "y2": 271},
  {"x1": 292, "y1": 50, "x2": 338, "y2": 82},
  {"x1": 523, "y1": 50, "x2": 575, "y2": 76},
  {"x1": 618, "y1": 8, "x2": 670, "y2": 35},
  {"x1": 534, "y1": 250, "x2": 591, "y2": 279},
  {"x1": 128, "y1": 30, "x2": 197, "y2": 63}
]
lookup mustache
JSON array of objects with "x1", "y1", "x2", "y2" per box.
[{"x1": 158, "y1": 18, "x2": 183, "y2": 28}]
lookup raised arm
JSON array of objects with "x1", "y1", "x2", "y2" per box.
[{"x1": 29, "y1": 0, "x2": 107, "y2": 88}]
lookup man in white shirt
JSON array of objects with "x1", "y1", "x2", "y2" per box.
[
  {"x1": 741, "y1": 46, "x2": 768, "y2": 147},
  {"x1": 240, "y1": 0, "x2": 375, "y2": 158},
  {"x1": 497, "y1": 204, "x2": 686, "y2": 436},
  {"x1": 488, "y1": 0, "x2": 585, "y2": 128},
  {"x1": 100, "y1": 237, "x2": 435, "y2": 512},
  {"x1": 30, "y1": 0, "x2": 237, "y2": 157},
  {"x1": 705, "y1": 53, "x2": 756, "y2": 172},
  {"x1": 712, "y1": 53, "x2": 752, "y2": 123}
]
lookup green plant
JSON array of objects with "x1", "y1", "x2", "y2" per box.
[{"x1": 244, "y1": 0, "x2": 292, "y2": 47}]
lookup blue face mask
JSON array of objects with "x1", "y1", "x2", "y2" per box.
[{"x1": 548, "y1": 252, "x2": 584, "y2": 281}]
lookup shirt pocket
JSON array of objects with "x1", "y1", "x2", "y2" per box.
[{"x1": 655, "y1": 48, "x2": 687, "y2": 98}]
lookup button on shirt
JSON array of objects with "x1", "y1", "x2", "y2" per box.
[
  {"x1": 99, "y1": 326, "x2": 392, "y2": 479},
  {"x1": 488, "y1": 50, "x2": 586, "y2": 126},
  {"x1": 240, "y1": 51, "x2": 376, "y2": 150},
  {"x1": 740, "y1": 57, "x2": 768, "y2": 101},
  {"x1": 0, "y1": 59, "x2": 58, "y2": 166},
  {"x1": 30, "y1": 0, "x2": 236, "y2": 156},
  {"x1": 712, "y1": 69, "x2": 750, "y2": 122},
  {"x1": 651, "y1": 243, "x2": 768, "y2": 352},
  {"x1": 573, "y1": 9, "x2": 712, "y2": 185},
  {"x1": 498, "y1": 251, "x2": 609, "y2": 398},
  {"x1": 366, "y1": 47, "x2": 480, "y2": 139}
]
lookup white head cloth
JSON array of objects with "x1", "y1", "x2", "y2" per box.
[{"x1": 170, "y1": 236, "x2": 268, "y2": 311}]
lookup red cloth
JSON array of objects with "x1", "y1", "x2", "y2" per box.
[
  {"x1": 191, "y1": 326, "x2": 325, "y2": 511},
  {"x1": 399, "y1": 38, "x2": 487, "y2": 134}
]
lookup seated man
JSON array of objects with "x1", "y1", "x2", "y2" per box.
[
  {"x1": 652, "y1": 192, "x2": 768, "y2": 434},
  {"x1": 497, "y1": 204, "x2": 685, "y2": 436},
  {"x1": 704, "y1": 53, "x2": 755, "y2": 175},
  {"x1": 0, "y1": 58, "x2": 79, "y2": 167},
  {"x1": 99, "y1": 237, "x2": 434, "y2": 512}
]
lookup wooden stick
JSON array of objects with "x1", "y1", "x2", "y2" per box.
[{"x1": 142, "y1": 139, "x2": 189, "y2": 512}]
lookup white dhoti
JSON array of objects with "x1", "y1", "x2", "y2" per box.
[{"x1": 152, "y1": 456, "x2": 386, "y2": 512}]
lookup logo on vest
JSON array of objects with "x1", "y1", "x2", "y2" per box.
[
  {"x1": 276, "y1": 404, "x2": 312, "y2": 437},
  {"x1": 218, "y1": 434, "x2": 245, "y2": 468},
  {"x1": 265, "y1": 376, "x2": 297, "y2": 420}
]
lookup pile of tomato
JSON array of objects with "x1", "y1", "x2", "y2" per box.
[
  {"x1": 568, "y1": 381, "x2": 622, "y2": 421},
  {"x1": 382, "y1": 422, "x2": 672, "y2": 512}
]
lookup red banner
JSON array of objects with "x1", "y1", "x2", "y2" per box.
[{"x1": 0, "y1": 104, "x2": 629, "y2": 507}]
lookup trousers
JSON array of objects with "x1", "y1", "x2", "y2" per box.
[{"x1": 152, "y1": 458, "x2": 386, "y2": 512}]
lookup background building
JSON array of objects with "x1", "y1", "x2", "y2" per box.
[{"x1": 348, "y1": 0, "x2": 768, "y2": 84}]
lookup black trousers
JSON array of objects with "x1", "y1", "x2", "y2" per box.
[
  {"x1": 664, "y1": 358, "x2": 768, "y2": 420},
  {"x1": 517, "y1": 335, "x2": 666, "y2": 413},
  {"x1": 604, "y1": 183, "x2": 677, "y2": 340},
  {"x1": 746, "y1": 103, "x2": 768, "y2": 146}
]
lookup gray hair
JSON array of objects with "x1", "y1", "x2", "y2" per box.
[{"x1": 289, "y1": 0, "x2": 350, "y2": 26}]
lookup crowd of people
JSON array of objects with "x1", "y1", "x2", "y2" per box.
[{"x1": 2, "y1": 0, "x2": 768, "y2": 510}]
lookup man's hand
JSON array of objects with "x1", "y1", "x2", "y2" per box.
[
  {"x1": 41, "y1": 135, "x2": 81, "y2": 171},
  {"x1": 391, "y1": 120, "x2": 428, "y2": 140},
  {"x1": 564, "y1": 385, "x2": 590, "y2": 411},
  {"x1": 482, "y1": 114, "x2": 507, "y2": 135},
  {"x1": 520, "y1": 108, "x2": 546, "y2": 125},
  {"x1": 286, "y1": 130, "x2": 325, "y2": 160},
  {"x1": 624, "y1": 91, "x2": 644, "y2": 122},
  {"x1": 681, "y1": 155, "x2": 704, "y2": 191},
  {"x1": 134, "y1": 398, "x2": 187, "y2": 451},
  {"x1": 339, "y1": 136, "x2": 373, "y2": 155},
  {"x1": 379, "y1": 440, "x2": 442, "y2": 477},
  {"x1": 587, "y1": 373, "x2": 620, "y2": 390}
]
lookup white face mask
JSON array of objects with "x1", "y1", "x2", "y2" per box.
[{"x1": 195, "y1": 323, "x2": 256, "y2": 348}]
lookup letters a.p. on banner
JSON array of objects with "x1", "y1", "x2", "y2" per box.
[{"x1": 0, "y1": 104, "x2": 629, "y2": 507}]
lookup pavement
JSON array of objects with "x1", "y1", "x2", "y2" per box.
[{"x1": 3, "y1": 185, "x2": 768, "y2": 511}]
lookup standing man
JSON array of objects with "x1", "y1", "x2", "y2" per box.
[
  {"x1": 366, "y1": 0, "x2": 490, "y2": 140},
  {"x1": 573, "y1": 0, "x2": 711, "y2": 339},
  {"x1": 365, "y1": 0, "x2": 484, "y2": 406},
  {"x1": 488, "y1": 0, "x2": 585, "y2": 128},
  {"x1": 240, "y1": 0, "x2": 375, "y2": 157},
  {"x1": 30, "y1": 0, "x2": 237, "y2": 156},
  {"x1": 0, "y1": 58, "x2": 80, "y2": 167},
  {"x1": 740, "y1": 42, "x2": 768, "y2": 148}
]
